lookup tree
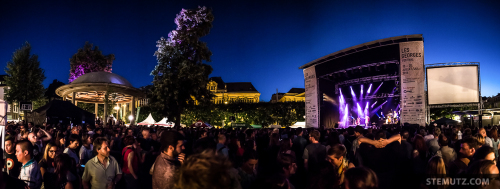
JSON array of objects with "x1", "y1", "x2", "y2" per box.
[
  {"x1": 69, "y1": 42, "x2": 115, "y2": 82},
  {"x1": 45, "y1": 79, "x2": 65, "y2": 101},
  {"x1": 4, "y1": 42, "x2": 46, "y2": 120},
  {"x1": 151, "y1": 6, "x2": 215, "y2": 127}
]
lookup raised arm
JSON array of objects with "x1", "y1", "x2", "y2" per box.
[{"x1": 39, "y1": 129, "x2": 52, "y2": 142}]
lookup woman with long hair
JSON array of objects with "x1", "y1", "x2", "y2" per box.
[
  {"x1": 413, "y1": 135, "x2": 429, "y2": 175},
  {"x1": 43, "y1": 154, "x2": 74, "y2": 189},
  {"x1": 426, "y1": 156, "x2": 446, "y2": 175},
  {"x1": 39, "y1": 142, "x2": 58, "y2": 177},
  {"x1": 423, "y1": 156, "x2": 447, "y2": 189},
  {"x1": 55, "y1": 132, "x2": 66, "y2": 154},
  {"x1": 490, "y1": 128, "x2": 500, "y2": 158}
]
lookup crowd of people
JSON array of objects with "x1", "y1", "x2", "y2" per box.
[{"x1": 2, "y1": 121, "x2": 500, "y2": 189}]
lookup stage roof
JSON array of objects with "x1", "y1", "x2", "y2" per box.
[{"x1": 299, "y1": 34, "x2": 423, "y2": 70}]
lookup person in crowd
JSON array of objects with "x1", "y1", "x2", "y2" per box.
[
  {"x1": 475, "y1": 134, "x2": 486, "y2": 146},
  {"x1": 490, "y1": 128, "x2": 500, "y2": 159},
  {"x1": 278, "y1": 137, "x2": 295, "y2": 157},
  {"x1": 16, "y1": 140, "x2": 42, "y2": 189},
  {"x1": 0, "y1": 157, "x2": 27, "y2": 189},
  {"x1": 412, "y1": 135, "x2": 429, "y2": 175},
  {"x1": 39, "y1": 142, "x2": 58, "y2": 177},
  {"x1": 472, "y1": 146, "x2": 496, "y2": 163},
  {"x1": 357, "y1": 131, "x2": 401, "y2": 189},
  {"x1": 122, "y1": 136, "x2": 141, "y2": 189},
  {"x1": 400, "y1": 130, "x2": 413, "y2": 160},
  {"x1": 87, "y1": 125, "x2": 95, "y2": 137},
  {"x1": 64, "y1": 134, "x2": 80, "y2": 167},
  {"x1": 174, "y1": 150, "x2": 234, "y2": 189},
  {"x1": 277, "y1": 153, "x2": 297, "y2": 188},
  {"x1": 238, "y1": 149, "x2": 258, "y2": 189},
  {"x1": 306, "y1": 160, "x2": 339, "y2": 189},
  {"x1": 465, "y1": 160, "x2": 500, "y2": 189},
  {"x1": 216, "y1": 134, "x2": 229, "y2": 157},
  {"x1": 350, "y1": 126, "x2": 364, "y2": 157},
  {"x1": 448, "y1": 137, "x2": 478, "y2": 176},
  {"x1": 325, "y1": 131, "x2": 341, "y2": 152},
  {"x1": 79, "y1": 133, "x2": 94, "y2": 166},
  {"x1": 437, "y1": 134, "x2": 456, "y2": 166},
  {"x1": 344, "y1": 167, "x2": 379, "y2": 189},
  {"x1": 152, "y1": 131, "x2": 185, "y2": 189},
  {"x1": 43, "y1": 153, "x2": 74, "y2": 189},
  {"x1": 479, "y1": 128, "x2": 493, "y2": 147},
  {"x1": 426, "y1": 156, "x2": 446, "y2": 175},
  {"x1": 55, "y1": 133, "x2": 66, "y2": 154},
  {"x1": 326, "y1": 144, "x2": 355, "y2": 185},
  {"x1": 426, "y1": 128, "x2": 441, "y2": 156},
  {"x1": 303, "y1": 130, "x2": 326, "y2": 172},
  {"x1": 4, "y1": 135, "x2": 22, "y2": 178},
  {"x1": 82, "y1": 137, "x2": 122, "y2": 189},
  {"x1": 126, "y1": 128, "x2": 134, "y2": 137},
  {"x1": 236, "y1": 139, "x2": 245, "y2": 157},
  {"x1": 292, "y1": 128, "x2": 307, "y2": 165}
]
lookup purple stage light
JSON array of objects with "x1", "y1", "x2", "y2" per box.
[
  {"x1": 361, "y1": 85, "x2": 364, "y2": 95},
  {"x1": 357, "y1": 103, "x2": 363, "y2": 117},
  {"x1": 367, "y1": 83, "x2": 372, "y2": 94},
  {"x1": 372, "y1": 82, "x2": 383, "y2": 95},
  {"x1": 371, "y1": 101, "x2": 378, "y2": 108},
  {"x1": 343, "y1": 106, "x2": 348, "y2": 128},
  {"x1": 350, "y1": 86, "x2": 356, "y2": 98}
]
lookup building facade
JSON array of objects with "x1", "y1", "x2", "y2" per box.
[
  {"x1": 270, "y1": 88, "x2": 305, "y2": 103},
  {"x1": 0, "y1": 75, "x2": 21, "y2": 120},
  {"x1": 208, "y1": 77, "x2": 260, "y2": 104}
]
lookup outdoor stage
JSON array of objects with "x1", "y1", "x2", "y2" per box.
[{"x1": 301, "y1": 35, "x2": 425, "y2": 128}]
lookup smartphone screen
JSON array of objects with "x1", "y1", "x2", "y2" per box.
[{"x1": 81, "y1": 165, "x2": 85, "y2": 168}]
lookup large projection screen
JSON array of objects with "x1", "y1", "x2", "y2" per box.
[{"x1": 427, "y1": 66, "x2": 479, "y2": 105}]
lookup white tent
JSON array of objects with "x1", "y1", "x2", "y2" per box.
[
  {"x1": 155, "y1": 117, "x2": 174, "y2": 127},
  {"x1": 270, "y1": 125, "x2": 282, "y2": 129},
  {"x1": 138, "y1": 113, "x2": 156, "y2": 125},
  {"x1": 289, "y1": 121, "x2": 305, "y2": 128}
]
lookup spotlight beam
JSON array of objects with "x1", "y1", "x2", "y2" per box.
[{"x1": 372, "y1": 82, "x2": 383, "y2": 95}]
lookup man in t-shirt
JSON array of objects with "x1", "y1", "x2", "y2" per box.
[
  {"x1": 303, "y1": 130, "x2": 326, "y2": 172},
  {"x1": 4, "y1": 136, "x2": 21, "y2": 178},
  {"x1": 16, "y1": 140, "x2": 42, "y2": 189}
]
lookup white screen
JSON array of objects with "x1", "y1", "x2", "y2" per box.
[{"x1": 427, "y1": 66, "x2": 479, "y2": 104}]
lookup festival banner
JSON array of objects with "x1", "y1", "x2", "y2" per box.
[
  {"x1": 304, "y1": 66, "x2": 319, "y2": 128},
  {"x1": 399, "y1": 41, "x2": 426, "y2": 126}
]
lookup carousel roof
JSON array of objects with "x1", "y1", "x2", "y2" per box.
[
  {"x1": 71, "y1": 72, "x2": 133, "y2": 87},
  {"x1": 56, "y1": 72, "x2": 144, "y2": 104}
]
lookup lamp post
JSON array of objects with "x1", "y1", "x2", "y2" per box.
[
  {"x1": 128, "y1": 115, "x2": 134, "y2": 125},
  {"x1": 114, "y1": 105, "x2": 119, "y2": 117}
]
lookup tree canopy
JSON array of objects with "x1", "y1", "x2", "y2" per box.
[
  {"x1": 4, "y1": 42, "x2": 46, "y2": 105},
  {"x1": 69, "y1": 42, "x2": 114, "y2": 82},
  {"x1": 151, "y1": 6, "x2": 215, "y2": 127}
]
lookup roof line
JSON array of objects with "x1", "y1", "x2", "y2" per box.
[{"x1": 299, "y1": 34, "x2": 423, "y2": 69}]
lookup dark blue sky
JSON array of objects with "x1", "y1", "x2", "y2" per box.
[{"x1": 1, "y1": 1, "x2": 499, "y2": 101}]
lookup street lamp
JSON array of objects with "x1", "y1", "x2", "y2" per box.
[{"x1": 128, "y1": 115, "x2": 134, "y2": 123}]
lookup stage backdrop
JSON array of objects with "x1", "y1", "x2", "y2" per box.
[
  {"x1": 399, "y1": 41, "x2": 426, "y2": 126},
  {"x1": 304, "y1": 66, "x2": 319, "y2": 128}
]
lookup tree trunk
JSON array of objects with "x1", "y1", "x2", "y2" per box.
[{"x1": 175, "y1": 106, "x2": 182, "y2": 129}]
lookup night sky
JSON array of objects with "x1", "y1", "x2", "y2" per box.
[{"x1": 1, "y1": 1, "x2": 499, "y2": 101}]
